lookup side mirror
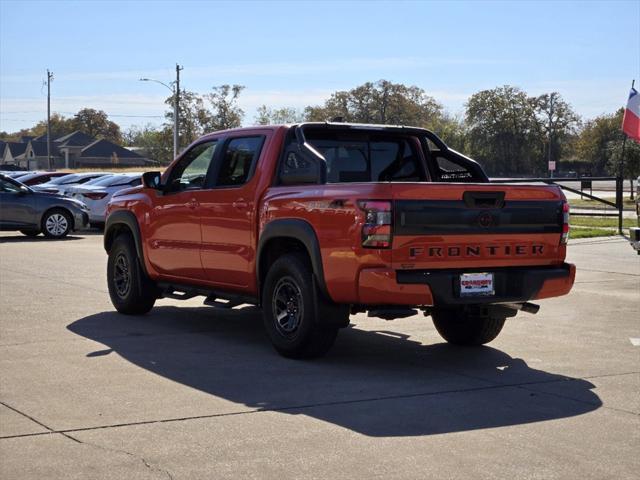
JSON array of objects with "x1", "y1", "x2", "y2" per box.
[
  {"x1": 18, "y1": 185, "x2": 30, "y2": 195},
  {"x1": 142, "y1": 171, "x2": 163, "y2": 190},
  {"x1": 279, "y1": 151, "x2": 322, "y2": 185}
]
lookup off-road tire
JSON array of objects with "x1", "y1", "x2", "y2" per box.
[
  {"x1": 107, "y1": 234, "x2": 157, "y2": 315},
  {"x1": 20, "y1": 229, "x2": 41, "y2": 237},
  {"x1": 41, "y1": 209, "x2": 72, "y2": 238},
  {"x1": 262, "y1": 253, "x2": 339, "y2": 359},
  {"x1": 432, "y1": 308, "x2": 505, "y2": 346}
]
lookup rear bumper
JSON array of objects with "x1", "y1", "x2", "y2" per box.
[{"x1": 358, "y1": 263, "x2": 575, "y2": 306}]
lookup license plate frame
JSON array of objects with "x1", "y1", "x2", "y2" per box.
[{"x1": 459, "y1": 272, "x2": 495, "y2": 297}]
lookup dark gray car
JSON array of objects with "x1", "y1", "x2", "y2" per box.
[{"x1": 0, "y1": 174, "x2": 89, "y2": 238}]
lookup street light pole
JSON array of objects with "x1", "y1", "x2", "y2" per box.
[
  {"x1": 174, "y1": 64, "x2": 183, "y2": 159},
  {"x1": 140, "y1": 64, "x2": 182, "y2": 160},
  {"x1": 46, "y1": 69, "x2": 54, "y2": 170}
]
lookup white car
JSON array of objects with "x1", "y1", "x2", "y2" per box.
[
  {"x1": 72, "y1": 173, "x2": 142, "y2": 224},
  {"x1": 33, "y1": 172, "x2": 112, "y2": 195}
]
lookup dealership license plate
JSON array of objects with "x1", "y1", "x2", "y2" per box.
[{"x1": 459, "y1": 272, "x2": 494, "y2": 297}]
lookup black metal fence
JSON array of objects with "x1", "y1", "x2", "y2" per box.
[{"x1": 491, "y1": 176, "x2": 624, "y2": 233}]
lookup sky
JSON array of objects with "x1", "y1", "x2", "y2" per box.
[{"x1": 1, "y1": 0, "x2": 639, "y2": 133}]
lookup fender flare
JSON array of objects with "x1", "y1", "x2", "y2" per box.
[
  {"x1": 257, "y1": 219, "x2": 328, "y2": 298},
  {"x1": 104, "y1": 210, "x2": 147, "y2": 275}
]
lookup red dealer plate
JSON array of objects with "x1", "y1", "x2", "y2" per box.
[{"x1": 460, "y1": 272, "x2": 495, "y2": 297}]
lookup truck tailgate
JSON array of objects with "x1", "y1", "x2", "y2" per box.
[{"x1": 391, "y1": 183, "x2": 566, "y2": 270}]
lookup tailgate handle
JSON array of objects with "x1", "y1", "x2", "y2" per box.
[{"x1": 463, "y1": 191, "x2": 505, "y2": 209}]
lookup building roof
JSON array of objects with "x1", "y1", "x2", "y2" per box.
[
  {"x1": 29, "y1": 141, "x2": 60, "y2": 157},
  {"x1": 55, "y1": 130, "x2": 96, "y2": 147},
  {"x1": 5, "y1": 142, "x2": 28, "y2": 157},
  {"x1": 80, "y1": 139, "x2": 143, "y2": 159},
  {"x1": 32, "y1": 132, "x2": 64, "y2": 143}
]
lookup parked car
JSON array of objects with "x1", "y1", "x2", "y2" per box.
[
  {"x1": 33, "y1": 172, "x2": 111, "y2": 195},
  {"x1": 0, "y1": 174, "x2": 89, "y2": 238},
  {"x1": 4, "y1": 171, "x2": 32, "y2": 178},
  {"x1": 13, "y1": 171, "x2": 69, "y2": 186},
  {"x1": 72, "y1": 173, "x2": 142, "y2": 225},
  {"x1": 104, "y1": 122, "x2": 576, "y2": 358}
]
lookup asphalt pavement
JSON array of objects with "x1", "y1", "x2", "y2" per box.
[{"x1": 0, "y1": 232, "x2": 638, "y2": 479}]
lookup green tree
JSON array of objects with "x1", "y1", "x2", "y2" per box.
[
  {"x1": 534, "y1": 92, "x2": 581, "y2": 168},
  {"x1": 72, "y1": 108, "x2": 122, "y2": 142},
  {"x1": 1, "y1": 113, "x2": 74, "y2": 141},
  {"x1": 304, "y1": 80, "x2": 442, "y2": 127},
  {"x1": 254, "y1": 105, "x2": 304, "y2": 125},
  {"x1": 204, "y1": 84, "x2": 245, "y2": 131},
  {"x1": 124, "y1": 124, "x2": 173, "y2": 166},
  {"x1": 164, "y1": 89, "x2": 210, "y2": 147},
  {"x1": 575, "y1": 109, "x2": 625, "y2": 175},
  {"x1": 465, "y1": 85, "x2": 541, "y2": 175}
]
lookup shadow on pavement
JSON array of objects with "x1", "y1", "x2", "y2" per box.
[
  {"x1": 68, "y1": 306, "x2": 601, "y2": 437},
  {"x1": 0, "y1": 234, "x2": 85, "y2": 243}
]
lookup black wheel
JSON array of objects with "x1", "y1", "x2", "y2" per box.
[
  {"x1": 262, "y1": 253, "x2": 340, "y2": 359},
  {"x1": 107, "y1": 234, "x2": 158, "y2": 315},
  {"x1": 432, "y1": 307, "x2": 505, "y2": 346},
  {"x1": 41, "y1": 209, "x2": 72, "y2": 238},
  {"x1": 20, "y1": 229, "x2": 41, "y2": 237}
]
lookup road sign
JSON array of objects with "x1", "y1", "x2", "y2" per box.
[{"x1": 548, "y1": 161, "x2": 556, "y2": 171}]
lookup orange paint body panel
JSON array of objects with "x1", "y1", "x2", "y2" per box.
[
  {"x1": 106, "y1": 123, "x2": 575, "y2": 309},
  {"x1": 534, "y1": 263, "x2": 576, "y2": 300},
  {"x1": 358, "y1": 268, "x2": 434, "y2": 305}
]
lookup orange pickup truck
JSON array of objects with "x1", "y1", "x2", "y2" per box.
[{"x1": 104, "y1": 122, "x2": 575, "y2": 358}]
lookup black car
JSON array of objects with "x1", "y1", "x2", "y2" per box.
[{"x1": 0, "y1": 174, "x2": 89, "y2": 238}]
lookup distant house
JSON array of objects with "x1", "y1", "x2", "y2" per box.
[
  {"x1": 1, "y1": 131, "x2": 153, "y2": 169},
  {"x1": 1, "y1": 142, "x2": 29, "y2": 166}
]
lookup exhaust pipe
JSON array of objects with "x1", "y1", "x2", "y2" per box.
[{"x1": 501, "y1": 302, "x2": 540, "y2": 315}]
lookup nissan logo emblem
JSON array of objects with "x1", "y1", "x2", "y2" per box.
[{"x1": 477, "y1": 212, "x2": 494, "y2": 227}]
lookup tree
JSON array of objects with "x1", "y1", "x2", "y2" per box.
[
  {"x1": 254, "y1": 105, "x2": 304, "y2": 125},
  {"x1": 124, "y1": 124, "x2": 173, "y2": 165},
  {"x1": 575, "y1": 109, "x2": 625, "y2": 175},
  {"x1": 465, "y1": 86, "x2": 541, "y2": 175},
  {"x1": 204, "y1": 84, "x2": 245, "y2": 131},
  {"x1": 534, "y1": 92, "x2": 580, "y2": 168},
  {"x1": 72, "y1": 108, "x2": 122, "y2": 143},
  {"x1": 1, "y1": 113, "x2": 74, "y2": 141},
  {"x1": 304, "y1": 80, "x2": 442, "y2": 127},
  {"x1": 164, "y1": 89, "x2": 210, "y2": 147}
]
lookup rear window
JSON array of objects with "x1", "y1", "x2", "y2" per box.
[{"x1": 304, "y1": 130, "x2": 426, "y2": 183}]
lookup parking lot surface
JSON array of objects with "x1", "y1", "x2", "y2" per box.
[{"x1": 1, "y1": 232, "x2": 638, "y2": 479}]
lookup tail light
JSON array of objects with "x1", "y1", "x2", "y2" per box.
[
  {"x1": 82, "y1": 192, "x2": 108, "y2": 200},
  {"x1": 358, "y1": 200, "x2": 392, "y2": 248},
  {"x1": 560, "y1": 201, "x2": 570, "y2": 245}
]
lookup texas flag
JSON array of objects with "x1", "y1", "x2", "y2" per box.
[{"x1": 622, "y1": 87, "x2": 640, "y2": 143}]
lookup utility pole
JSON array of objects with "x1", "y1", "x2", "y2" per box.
[
  {"x1": 46, "y1": 70, "x2": 54, "y2": 170},
  {"x1": 174, "y1": 64, "x2": 183, "y2": 159}
]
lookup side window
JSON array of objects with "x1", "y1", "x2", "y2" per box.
[
  {"x1": 216, "y1": 136, "x2": 264, "y2": 187},
  {"x1": 0, "y1": 178, "x2": 21, "y2": 193},
  {"x1": 167, "y1": 141, "x2": 217, "y2": 192}
]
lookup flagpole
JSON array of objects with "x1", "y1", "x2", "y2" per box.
[{"x1": 620, "y1": 79, "x2": 635, "y2": 200}]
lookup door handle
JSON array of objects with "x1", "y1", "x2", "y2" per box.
[
  {"x1": 187, "y1": 198, "x2": 199, "y2": 209},
  {"x1": 233, "y1": 199, "x2": 248, "y2": 210}
]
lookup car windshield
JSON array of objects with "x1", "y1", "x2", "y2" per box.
[
  {"x1": 84, "y1": 175, "x2": 115, "y2": 186},
  {"x1": 46, "y1": 174, "x2": 80, "y2": 185},
  {"x1": 91, "y1": 175, "x2": 136, "y2": 187}
]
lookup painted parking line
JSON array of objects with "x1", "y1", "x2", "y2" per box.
[{"x1": 630, "y1": 338, "x2": 640, "y2": 346}]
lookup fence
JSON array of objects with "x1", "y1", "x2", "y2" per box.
[{"x1": 490, "y1": 176, "x2": 624, "y2": 233}]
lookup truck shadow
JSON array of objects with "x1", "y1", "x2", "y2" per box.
[{"x1": 68, "y1": 306, "x2": 602, "y2": 437}]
